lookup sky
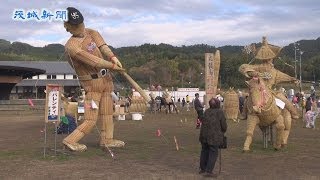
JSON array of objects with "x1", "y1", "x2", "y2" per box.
[{"x1": 1, "y1": 0, "x2": 320, "y2": 48}]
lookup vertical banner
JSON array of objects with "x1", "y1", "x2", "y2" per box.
[
  {"x1": 205, "y1": 51, "x2": 221, "y2": 108},
  {"x1": 45, "y1": 84, "x2": 62, "y2": 123}
]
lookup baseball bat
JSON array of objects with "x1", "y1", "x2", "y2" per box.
[{"x1": 120, "y1": 71, "x2": 151, "y2": 103}]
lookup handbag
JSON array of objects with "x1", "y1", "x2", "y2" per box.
[{"x1": 219, "y1": 136, "x2": 227, "y2": 149}]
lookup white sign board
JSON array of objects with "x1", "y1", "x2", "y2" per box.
[{"x1": 45, "y1": 84, "x2": 62, "y2": 122}]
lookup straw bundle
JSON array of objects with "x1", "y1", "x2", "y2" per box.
[
  {"x1": 129, "y1": 96, "x2": 147, "y2": 113},
  {"x1": 223, "y1": 89, "x2": 239, "y2": 120}
]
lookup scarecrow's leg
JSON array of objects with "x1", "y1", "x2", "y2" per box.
[
  {"x1": 63, "y1": 92, "x2": 101, "y2": 151},
  {"x1": 99, "y1": 81, "x2": 125, "y2": 148}
]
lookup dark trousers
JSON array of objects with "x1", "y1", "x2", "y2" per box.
[
  {"x1": 197, "y1": 110, "x2": 204, "y2": 120},
  {"x1": 200, "y1": 143, "x2": 219, "y2": 173},
  {"x1": 196, "y1": 110, "x2": 203, "y2": 128}
]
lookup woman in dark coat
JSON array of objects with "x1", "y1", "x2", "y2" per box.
[
  {"x1": 305, "y1": 97, "x2": 312, "y2": 112},
  {"x1": 199, "y1": 98, "x2": 227, "y2": 177}
]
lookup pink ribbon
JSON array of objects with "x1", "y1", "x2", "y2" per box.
[
  {"x1": 156, "y1": 129, "x2": 161, "y2": 137},
  {"x1": 28, "y1": 99, "x2": 34, "y2": 107}
]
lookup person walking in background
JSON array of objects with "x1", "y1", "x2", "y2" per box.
[
  {"x1": 238, "y1": 91, "x2": 245, "y2": 114},
  {"x1": 194, "y1": 93, "x2": 204, "y2": 129},
  {"x1": 182, "y1": 98, "x2": 186, "y2": 108},
  {"x1": 199, "y1": 98, "x2": 227, "y2": 177},
  {"x1": 186, "y1": 95, "x2": 190, "y2": 111},
  {"x1": 304, "y1": 97, "x2": 318, "y2": 128},
  {"x1": 317, "y1": 98, "x2": 320, "y2": 114},
  {"x1": 305, "y1": 110, "x2": 316, "y2": 128},
  {"x1": 301, "y1": 92, "x2": 306, "y2": 111},
  {"x1": 305, "y1": 97, "x2": 313, "y2": 113},
  {"x1": 315, "y1": 97, "x2": 320, "y2": 128},
  {"x1": 292, "y1": 93, "x2": 299, "y2": 109}
]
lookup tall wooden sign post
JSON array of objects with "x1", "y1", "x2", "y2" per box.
[
  {"x1": 44, "y1": 84, "x2": 62, "y2": 157},
  {"x1": 204, "y1": 51, "x2": 221, "y2": 108}
]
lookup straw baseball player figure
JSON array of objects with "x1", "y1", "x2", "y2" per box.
[{"x1": 62, "y1": 7, "x2": 125, "y2": 151}]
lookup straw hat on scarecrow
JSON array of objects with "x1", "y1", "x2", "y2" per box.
[{"x1": 255, "y1": 36, "x2": 282, "y2": 61}]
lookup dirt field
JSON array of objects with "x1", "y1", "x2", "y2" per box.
[{"x1": 0, "y1": 108, "x2": 319, "y2": 180}]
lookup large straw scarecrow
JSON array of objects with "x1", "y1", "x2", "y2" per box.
[
  {"x1": 239, "y1": 37, "x2": 299, "y2": 151},
  {"x1": 62, "y1": 7, "x2": 125, "y2": 151},
  {"x1": 239, "y1": 37, "x2": 299, "y2": 120}
]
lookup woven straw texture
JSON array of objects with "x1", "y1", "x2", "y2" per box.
[
  {"x1": 223, "y1": 89, "x2": 239, "y2": 120},
  {"x1": 129, "y1": 96, "x2": 147, "y2": 113},
  {"x1": 255, "y1": 36, "x2": 281, "y2": 60}
]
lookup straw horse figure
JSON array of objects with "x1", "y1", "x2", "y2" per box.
[
  {"x1": 155, "y1": 91, "x2": 178, "y2": 114},
  {"x1": 243, "y1": 77, "x2": 292, "y2": 152}
]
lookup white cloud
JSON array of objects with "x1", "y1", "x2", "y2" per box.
[
  {"x1": 15, "y1": 38, "x2": 57, "y2": 47},
  {"x1": 98, "y1": 12, "x2": 320, "y2": 47},
  {"x1": 1, "y1": 0, "x2": 319, "y2": 47}
]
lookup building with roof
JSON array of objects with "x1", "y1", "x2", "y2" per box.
[
  {"x1": 0, "y1": 64, "x2": 45, "y2": 100},
  {"x1": 0, "y1": 61, "x2": 79, "y2": 99}
]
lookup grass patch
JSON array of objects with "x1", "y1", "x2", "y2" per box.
[
  {"x1": 40, "y1": 153, "x2": 71, "y2": 161},
  {"x1": 0, "y1": 150, "x2": 23, "y2": 159},
  {"x1": 78, "y1": 148, "x2": 106, "y2": 158},
  {"x1": 37, "y1": 147, "x2": 107, "y2": 161}
]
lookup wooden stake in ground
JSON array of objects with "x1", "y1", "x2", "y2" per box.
[
  {"x1": 174, "y1": 136, "x2": 179, "y2": 151},
  {"x1": 95, "y1": 126, "x2": 115, "y2": 159}
]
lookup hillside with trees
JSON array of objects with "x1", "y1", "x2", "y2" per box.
[{"x1": 0, "y1": 37, "x2": 319, "y2": 89}]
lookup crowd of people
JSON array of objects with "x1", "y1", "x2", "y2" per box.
[{"x1": 288, "y1": 88, "x2": 319, "y2": 129}]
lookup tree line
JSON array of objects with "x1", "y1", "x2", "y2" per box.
[{"x1": 0, "y1": 37, "x2": 320, "y2": 90}]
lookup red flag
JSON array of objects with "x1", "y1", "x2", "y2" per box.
[
  {"x1": 156, "y1": 129, "x2": 161, "y2": 137},
  {"x1": 28, "y1": 99, "x2": 34, "y2": 107}
]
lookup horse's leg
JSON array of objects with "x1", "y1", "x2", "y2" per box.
[
  {"x1": 274, "y1": 115, "x2": 285, "y2": 150},
  {"x1": 165, "y1": 104, "x2": 169, "y2": 114},
  {"x1": 172, "y1": 100, "x2": 179, "y2": 114},
  {"x1": 282, "y1": 109, "x2": 291, "y2": 147},
  {"x1": 243, "y1": 114, "x2": 259, "y2": 152},
  {"x1": 259, "y1": 126, "x2": 267, "y2": 149}
]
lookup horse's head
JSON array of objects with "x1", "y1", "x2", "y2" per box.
[{"x1": 245, "y1": 77, "x2": 270, "y2": 113}]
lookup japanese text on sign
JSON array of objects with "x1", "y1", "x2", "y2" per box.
[
  {"x1": 48, "y1": 89, "x2": 59, "y2": 121},
  {"x1": 206, "y1": 54, "x2": 214, "y2": 94},
  {"x1": 12, "y1": 9, "x2": 67, "y2": 22}
]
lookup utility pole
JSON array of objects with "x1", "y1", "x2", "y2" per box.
[
  {"x1": 299, "y1": 50, "x2": 303, "y2": 92},
  {"x1": 181, "y1": 76, "x2": 184, "y2": 88},
  {"x1": 294, "y1": 42, "x2": 299, "y2": 79},
  {"x1": 299, "y1": 50, "x2": 304, "y2": 119}
]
